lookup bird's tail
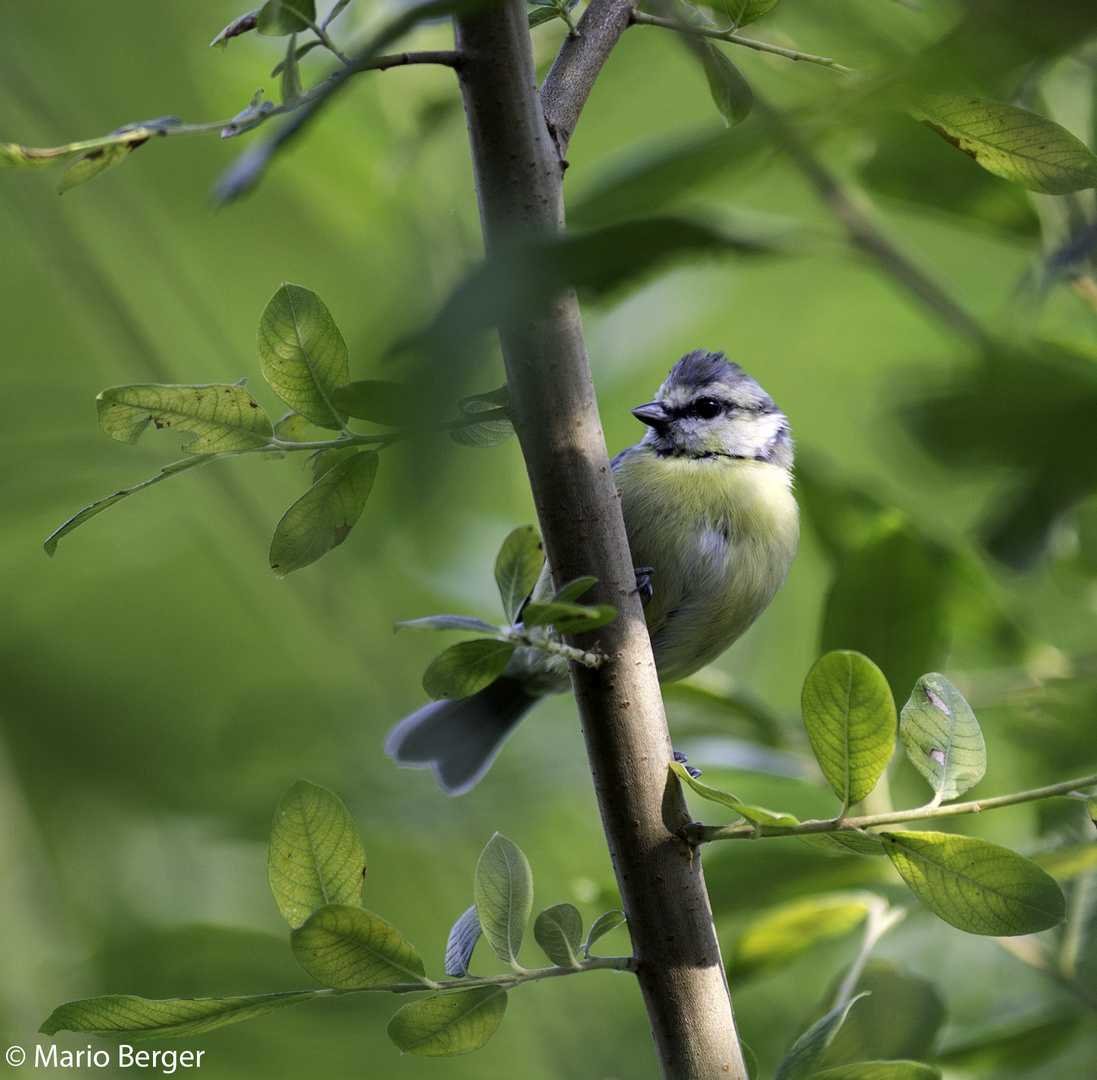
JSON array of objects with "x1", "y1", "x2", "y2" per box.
[{"x1": 383, "y1": 676, "x2": 541, "y2": 795}]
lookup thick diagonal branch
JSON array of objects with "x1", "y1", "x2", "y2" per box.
[{"x1": 453, "y1": 3, "x2": 747, "y2": 1077}]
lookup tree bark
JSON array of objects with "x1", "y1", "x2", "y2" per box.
[{"x1": 453, "y1": 4, "x2": 748, "y2": 1076}]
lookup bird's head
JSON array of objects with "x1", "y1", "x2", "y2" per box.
[{"x1": 632, "y1": 350, "x2": 792, "y2": 467}]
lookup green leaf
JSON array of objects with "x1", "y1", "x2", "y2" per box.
[
  {"x1": 797, "y1": 832, "x2": 886, "y2": 857},
  {"x1": 96, "y1": 383, "x2": 274, "y2": 452},
  {"x1": 459, "y1": 384, "x2": 509, "y2": 411},
  {"x1": 813, "y1": 1064, "x2": 941, "y2": 1080},
  {"x1": 330, "y1": 380, "x2": 421, "y2": 426},
  {"x1": 821, "y1": 519, "x2": 955, "y2": 700},
  {"x1": 725, "y1": 0, "x2": 781, "y2": 27},
  {"x1": 899, "y1": 674, "x2": 986, "y2": 803},
  {"x1": 210, "y1": 10, "x2": 260, "y2": 48},
  {"x1": 802, "y1": 651, "x2": 897, "y2": 811},
  {"x1": 495, "y1": 526, "x2": 544, "y2": 622},
  {"x1": 734, "y1": 894, "x2": 871, "y2": 974},
  {"x1": 40, "y1": 992, "x2": 316, "y2": 1040},
  {"x1": 528, "y1": 6, "x2": 563, "y2": 26},
  {"x1": 449, "y1": 412, "x2": 516, "y2": 447},
  {"x1": 444, "y1": 905, "x2": 481, "y2": 977},
  {"x1": 907, "y1": 92, "x2": 1097, "y2": 195},
  {"x1": 1034, "y1": 843, "x2": 1097, "y2": 881},
  {"x1": 584, "y1": 910, "x2": 626, "y2": 956},
  {"x1": 881, "y1": 831, "x2": 1066, "y2": 935},
  {"x1": 59, "y1": 141, "x2": 142, "y2": 193},
  {"x1": 534, "y1": 903, "x2": 583, "y2": 967},
  {"x1": 422, "y1": 640, "x2": 516, "y2": 700},
  {"x1": 823, "y1": 960, "x2": 946, "y2": 1067},
  {"x1": 273, "y1": 410, "x2": 310, "y2": 442},
  {"x1": 269, "y1": 450, "x2": 378, "y2": 577},
  {"x1": 521, "y1": 601, "x2": 618, "y2": 635},
  {"x1": 281, "y1": 32, "x2": 303, "y2": 102},
  {"x1": 270, "y1": 38, "x2": 323, "y2": 76},
  {"x1": 257, "y1": 0, "x2": 316, "y2": 35},
  {"x1": 257, "y1": 283, "x2": 349, "y2": 429},
  {"x1": 700, "y1": 43, "x2": 753, "y2": 128},
  {"x1": 395, "y1": 614, "x2": 502, "y2": 635},
  {"x1": 291, "y1": 903, "x2": 427, "y2": 988},
  {"x1": 44, "y1": 456, "x2": 212, "y2": 556},
  {"x1": 474, "y1": 833, "x2": 534, "y2": 967},
  {"x1": 774, "y1": 994, "x2": 867, "y2": 1080},
  {"x1": 387, "y1": 987, "x2": 507, "y2": 1056},
  {"x1": 267, "y1": 780, "x2": 366, "y2": 928},
  {"x1": 670, "y1": 762, "x2": 800, "y2": 828},
  {"x1": 551, "y1": 576, "x2": 598, "y2": 604}
]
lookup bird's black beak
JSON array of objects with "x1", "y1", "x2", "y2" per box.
[{"x1": 631, "y1": 401, "x2": 669, "y2": 430}]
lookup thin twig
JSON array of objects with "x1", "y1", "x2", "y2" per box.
[{"x1": 630, "y1": 11, "x2": 856, "y2": 74}]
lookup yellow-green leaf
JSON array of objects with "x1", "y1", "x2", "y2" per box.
[{"x1": 387, "y1": 987, "x2": 507, "y2": 1056}]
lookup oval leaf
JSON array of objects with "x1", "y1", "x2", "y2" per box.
[
  {"x1": 267, "y1": 780, "x2": 366, "y2": 928},
  {"x1": 40, "y1": 992, "x2": 317, "y2": 1040},
  {"x1": 734, "y1": 894, "x2": 871, "y2": 974},
  {"x1": 444, "y1": 904, "x2": 482, "y2": 977},
  {"x1": 257, "y1": 283, "x2": 349, "y2": 429},
  {"x1": 210, "y1": 10, "x2": 259, "y2": 48},
  {"x1": 775, "y1": 994, "x2": 868, "y2": 1080},
  {"x1": 291, "y1": 903, "x2": 427, "y2": 988},
  {"x1": 474, "y1": 833, "x2": 533, "y2": 967},
  {"x1": 387, "y1": 986, "x2": 507, "y2": 1057},
  {"x1": 97, "y1": 383, "x2": 274, "y2": 452},
  {"x1": 900, "y1": 674, "x2": 986, "y2": 802},
  {"x1": 584, "y1": 909, "x2": 626, "y2": 956},
  {"x1": 257, "y1": 0, "x2": 316, "y2": 35},
  {"x1": 395, "y1": 614, "x2": 501, "y2": 635},
  {"x1": 534, "y1": 903, "x2": 583, "y2": 968},
  {"x1": 670, "y1": 762, "x2": 800, "y2": 828},
  {"x1": 907, "y1": 92, "x2": 1097, "y2": 195},
  {"x1": 730, "y1": 0, "x2": 781, "y2": 27},
  {"x1": 59, "y1": 140, "x2": 142, "y2": 193},
  {"x1": 495, "y1": 526, "x2": 544, "y2": 621},
  {"x1": 552, "y1": 575, "x2": 598, "y2": 604},
  {"x1": 813, "y1": 1064, "x2": 941, "y2": 1080},
  {"x1": 269, "y1": 450, "x2": 378, "y2": 577},
  {"x1": 521, "y1": 600, "x2": 618, "y2": 634},
  {"x1": 700, "y1": 43, "x2": 754, "y2": 127},
  {"x1": 422, "y1": 640, "x2": 516, "y2": 700},
  {"x1": 881, "y1": 831, "x2": 1066, "y2": 935},
  {"x1": 802, "y1": 651, "x2": 897, "y2": 811}
]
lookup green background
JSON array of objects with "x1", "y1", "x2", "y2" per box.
[{"x1": 3, "y1": 1, "x2": 1097, "y2": 1077}]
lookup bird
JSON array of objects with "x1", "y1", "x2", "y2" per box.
[{"x1": 384, "y1": 350, "x2": 800, "y2": 794}]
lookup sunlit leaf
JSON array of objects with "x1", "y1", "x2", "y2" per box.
[
  {"x1": 881, "y1": 831, "x2": 1065, "y2": 935},
  {"x1": 551, "y1": 576, "x2": 598, "y2": 604},
  {"x1": 257, "y1": 283, "x2": 349, "y2": 429},
  {"x1": 797, "y1": 832, "x2": 886, "y2": 857},
  {"x1": 257, "y1": 0, "x2": 316, "y2": 35},
  {"x1": 59, "y1": 142, "x2": 142, "y2": 193},
  {"x1": 812, "y1": 1063, "x2": 941, "y2": 1080},
  {"x1": 733, "y1": 894, "x2": 871, "y2": 974},
  {"x1": 291, "y1": 903, "x2": 427, "y2": 988},
  {"x1": 40, "y1": 992, "x2": 317, "y2": 1040},
  {"x1": 449, "y1": 411, "x2": 516, "y2": 446},
  {"x1": 700, "y1": 43, "x2": 753, "y2": 127},
  {"x1": 802, "y1": 651, "x2": 897, "y2": 810},
  {"x1": 331, "y1": 380, "x2": 421, "y2": 426},
  {"x1": 267, "y1": 780, "x2": 366, "y2": 928},
  {"x1": 727, "y1": 0, "x2": 781, "y2": 26},
  {"x1": 268, "y1": 450, "x2": 378, "y2": 577},
  {"x1": 534, "y1": 903, "x2": 583, "y2": 967},
  {"x1": 97, "y1": 383, "x2": 273, "y2": 452},
  {"x1": 422, "y1": 640, "x2": 516, "y2": 700},
  {"x1": 474, "y1": 833, "x2": 533, "y2": 967},
  {"x1": 495, "y1": 526, "x2": 544, "y2": 622},
  {"x1": 774, "y1": 994, "x2": 867, "y2": 1080},
  {"x1": 387, "y1": 987, "x2": 507, "y2": 1056},
  {"x1": 907, "y1": 92, "x2": 1097, "y2": 195},
  {"x1": 444, "y1": 905, "x2": 481, "y2": 977},
  {"x1": 899, "y1": 674, "x2": 985, "y2": 803},
  {"x1": 584, "y1": 910, "x2": 626, "y2": 956}
]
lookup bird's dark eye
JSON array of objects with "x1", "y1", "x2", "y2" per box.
[{"x1": 692, "y1": 397, "x2": 722, "y2": 420}]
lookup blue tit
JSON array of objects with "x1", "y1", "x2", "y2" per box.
[{"x1": 385, "y1": 349, "x2": 799, "y2": 794}]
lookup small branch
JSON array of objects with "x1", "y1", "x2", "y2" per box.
[
  {"x1": 831, "y1": 900, "x2": 906, "y2": 1010},
  {"x1": 630, "y1": 11, "x2": 856, "y2": 74},
  {"x1": 366, "y1": 49, "x2": 463, "y2": 71},
  {"x1": 749, "y1": 93, "x2": 994, "y2": 349},
  {"x1": 685, "y1": 772, "x2": 1097, "y2": 844}
]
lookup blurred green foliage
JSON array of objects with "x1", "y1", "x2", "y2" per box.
[{"x1": 3, "y1": 0, "x2": 1097, "y2": 1077}]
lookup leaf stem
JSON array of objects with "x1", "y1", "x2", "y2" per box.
[
  {"x1": 685, "y1": 772, "x2": 1097, "y2": 844},
  {"x1": 629, "y1": 11, "x2": 856, "y2": 74}
]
